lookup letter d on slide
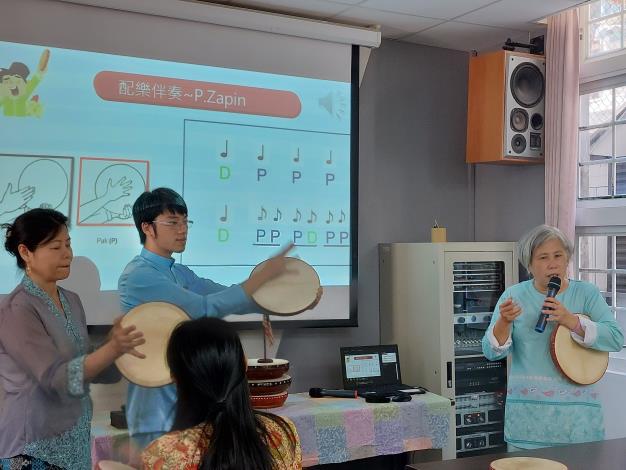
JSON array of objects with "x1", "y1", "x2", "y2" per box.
[
  {"x1": 218, "y1": 228, "x2": 229, "y2": 242},
  {"x1": 219, "y1": 166, "x2": 231, "y2": 180}
]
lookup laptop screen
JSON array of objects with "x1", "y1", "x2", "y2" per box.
[{"x1": 340, "y1": 344, "x2": 402, "y2": 390}]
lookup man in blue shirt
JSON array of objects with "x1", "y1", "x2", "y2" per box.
[{"x1": 118, "y1": 187, "x2": 297, "y2": 449}]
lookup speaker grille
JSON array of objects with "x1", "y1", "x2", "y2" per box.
[
  {"x1": 510, "y1": 108, "x2": 529, "y2": 132},
  {"x1": 510, "y1": 62, "x2": 545, "y2": 108},
  {"x1": 511, "y1": 134, "x2": 526, "y2": 154}
]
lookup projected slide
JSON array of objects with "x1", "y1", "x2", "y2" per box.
[{"x1": 0, "y1": 40, "x2": 352, "y2": 324}]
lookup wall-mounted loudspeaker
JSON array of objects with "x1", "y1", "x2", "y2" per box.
[{"x1": 466, "y1": 50, "x2": 545, "y2": 164}]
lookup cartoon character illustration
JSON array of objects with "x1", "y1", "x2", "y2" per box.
[{"x1": 0, "y1": 49, "x2": 49, "y2": 118}]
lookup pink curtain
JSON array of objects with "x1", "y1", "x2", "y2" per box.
[{"x1": 545, "y1": 8, "x2": 579, "y2": 243}]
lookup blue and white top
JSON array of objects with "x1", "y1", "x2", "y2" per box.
[{"x1": 482, "y1": 279, "x2": 624, "y2": 449}]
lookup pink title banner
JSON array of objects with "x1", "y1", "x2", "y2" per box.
[{"x1": 93, "y1": 71, "x2": 301, "y2": 118}]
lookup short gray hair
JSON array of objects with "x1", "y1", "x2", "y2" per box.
[{"x1": 518, "y1": 224, "x2": 573, "y2": 274}]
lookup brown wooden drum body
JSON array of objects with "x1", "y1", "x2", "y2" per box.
[
  {"x1": 251, "y1": 257, "x2": 320, "y2": 316},
  {"x1": 250, "y1": 391, "x2": 288, "y2": 409},
  {"x1": 248, "y1": 375, "x2": 292, "y2": 395},
  {"x1": 115, "y1": 302, "x2": 189, "y2": 387},
  {"x1": 550, "y1": 315, "x2": 608, "y2": 385},
  {"x1": 246, "y1": 358, "x2": 289, "y2": 380},
  {"x1": 490, "y1": 457, "x2": 567, "y2": 469}
]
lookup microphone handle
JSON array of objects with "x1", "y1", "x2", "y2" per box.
[
  {"x1": 534, "y1": 311, "x2": 550, "y2": 333},
  {"x1": 535, "y1": 287, "x2": 558, "y2": 333},
  {"x1": 322, "y1": 389, "x2": 358, "y2": 398}
]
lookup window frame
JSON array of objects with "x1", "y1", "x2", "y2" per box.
[
  {"x1": 578, "y1": 77, "x2": 626, "y2": 203},
  {"x1": 581, "y1": 0, "x2": 626, "y2": 62},
  {"x1": 574, "y1": 230, "x2": 626, "y2": 373}
]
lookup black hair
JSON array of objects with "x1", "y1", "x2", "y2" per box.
[
  {"x1": 167, "y1": 317, "x2": 297, "y2": 470},
  {"x1": 132, "y1": 187, "x2": 187, "y2": 244},
  {"x1": 2, "y1": 208, "x2": 68, "y2": 269}
]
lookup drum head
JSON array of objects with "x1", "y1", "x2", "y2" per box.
[
  {"x1": 115, "y1": 302, "x2": 189, "y2": 387},
  {"x1": 251, "y1": 257, "x2": 320, "y2": 316},
  {"x1": 248, "y1": 358, "x2": 289, "y2": 367},
  {"x1": 550, "y1": 315, "x2": 608, "y2": 385},
  {"x1": 490, "y1": 457, "x2": 567, "y2": 470}
]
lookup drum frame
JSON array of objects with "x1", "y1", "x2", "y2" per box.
[{"x1": 549, "y1": 315, "x2": 608, "y2": 386}]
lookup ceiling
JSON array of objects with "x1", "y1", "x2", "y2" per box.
[{"x1": 203, "y1": 0, "x2": 590, "y2": 52}]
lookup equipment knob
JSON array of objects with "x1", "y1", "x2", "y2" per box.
[{"x1": 458, "y1": 317, "x2": 466, "y2": 324}]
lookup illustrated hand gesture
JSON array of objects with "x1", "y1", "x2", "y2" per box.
[
  {"x1": 0, "y1": 183, "x2": 35, "y2": 213},
  {"x1": 106, "y1": 176, "x2": 132, "y2": 202},
  {"x1": 121, "y1": 203, "x2": 132, "y2": 219}
]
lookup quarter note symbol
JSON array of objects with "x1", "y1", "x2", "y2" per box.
[
  {"x1": 257, "y1": 206, "x2": 267, "y2": 221},
  {"x1": 293, "y1": 209, "x2": 301, "y2": 223},
  {"x1": 257, "y1": 144, "x2": 265, "y2": 161},
  {"x1": 273, "y1": 208, "x2": 282, "y2": 222},
  {"x1": 326, "y1": 211, "x2": 333, "y2": 224},
  {"x1": 326, "y1": 150, "x2": 333, "y2": 164},
  {"x1": 293, "y1": 148, "x2": 300, "y2": 163},
  {"x1": 307, "y1": 210, "x2": 317, "y2": 224},
  {"x1": 220, "y1": 140, "x2": 228, "y2": 158},
  {"x1": 220, "y1": 205, "x2": 228, "y2": 222}
]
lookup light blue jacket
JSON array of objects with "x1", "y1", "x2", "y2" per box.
[
  {"x1": 118, "y1": 248, "x2": 257, "y2": 435},
  {"x1": 482, "y1": 279, "x2": 623, "y2": 449}
]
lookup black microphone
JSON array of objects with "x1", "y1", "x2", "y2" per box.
[
  {"x1": 309, "y1": 388, "x2": 358, "y2": 399},
  {"x1": 534, "y1": 276, "x2": 561, "y2": 333}
]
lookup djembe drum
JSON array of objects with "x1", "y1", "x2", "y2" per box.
[
  {"x1": 247, "y1": 257, "x2": 320, "y2": 408},
  {"x1": 550, "y1": 315, "x2": 608, "y2": 385},
  {"x1": 115, "y1": 302, "x2": 189, "y2": 387}
]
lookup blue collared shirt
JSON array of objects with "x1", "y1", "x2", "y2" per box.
[{"x1": 118, "y1": 248, "x2": 257, "y2": 435}]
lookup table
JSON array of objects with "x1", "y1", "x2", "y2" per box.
[
  {"x1": 91, "y1": 391, "x2": 451, "y2": 468},
  {"x1": 406, "y1": 437, "x2": 626, "y2": 470}
]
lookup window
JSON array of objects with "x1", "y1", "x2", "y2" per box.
[
  {"x1": 583, "y1": 0, "x2": 626, "y2": 59},
  {"x1": 577, "y1": 82, "x2": 626, "y2": 372},
  {"x1": 577, "y1": 234, "x2": 626, "y2": 372},
  {"x1": 578, "y1": 84, "x2": 626, "y2": 199}
]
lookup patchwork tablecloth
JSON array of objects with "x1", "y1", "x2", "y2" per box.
[
  {"x1": 274, "y1": 392, "x2": 451, "y2": 466},
  {"x1": 91, "y1": 391, "x2": 451, "y2": 468}
]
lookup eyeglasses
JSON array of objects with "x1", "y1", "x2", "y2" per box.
[{"x1": 151, "y1": 219, "x2": 194, "y2": 229}]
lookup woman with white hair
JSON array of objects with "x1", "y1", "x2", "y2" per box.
[{"x1": 482, "y1": 224, "x2": 623, "y2": 450}]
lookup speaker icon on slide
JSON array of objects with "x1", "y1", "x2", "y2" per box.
[{"x1": 318, "y1": 91, "x2": 347, "y2": 120}]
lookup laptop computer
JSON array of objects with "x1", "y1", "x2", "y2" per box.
[{"x1": 340, "y1": 344, "x2": 425, "y2": 396}]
